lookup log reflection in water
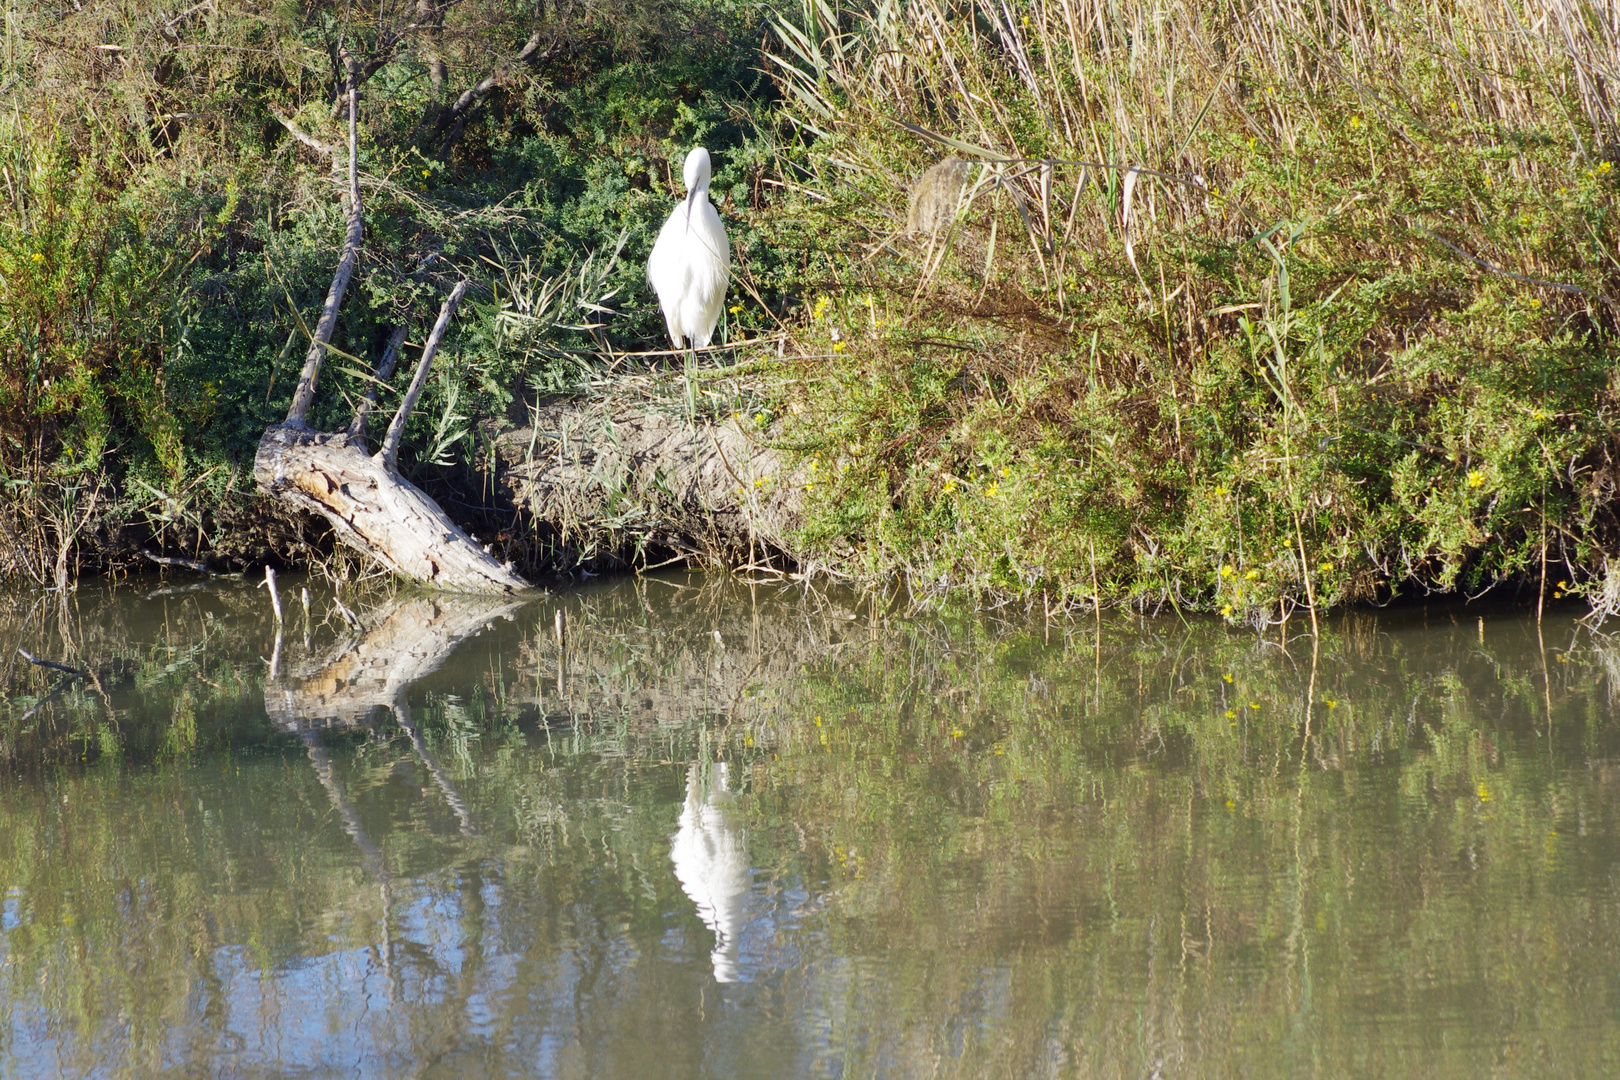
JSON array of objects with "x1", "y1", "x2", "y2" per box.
[
  {"x1": 263, "y1": 592, "x2": 528, "y2": 732},
  {"x1": 265, "y1": 591, "x2": 528, "y2": 841}
]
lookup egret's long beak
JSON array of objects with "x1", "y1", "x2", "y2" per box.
[{"x1": 684, "y1": 186, "x2": 696, "y2": 233}]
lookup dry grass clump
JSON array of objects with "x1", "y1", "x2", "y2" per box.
[{"x1": 768, "y1": 0, "x2": 1620, "y2": 619}]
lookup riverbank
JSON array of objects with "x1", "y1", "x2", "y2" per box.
[{"x1": 3, "y1": 0, "x2": 1618, "y2": 619}]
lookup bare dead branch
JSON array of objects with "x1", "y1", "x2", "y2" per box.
[
  {"x1": 140, "y1": 549, "x2": 215, "y2": 573},
  {"x1": 346, "y1": 324, "x2": 411, "y2": 443},
  {"x1": 285, "y1": 50, "x2": 363, "y2": 427},
  {"x1": 17, "y1": 648, "x2": 85, "y2": 676},
  {"x1": 426, "y1": 29, "x2": 549, "y2": 156},
  {"x1": 1421, "y1": 228, "x2": 1596, "y2": 297},
  {"x1": 380, "y1": 279, "x2": 469, "y2": 470},
  {"x1": 269, "y1": 108, "x2": 339, "y2": 159}
]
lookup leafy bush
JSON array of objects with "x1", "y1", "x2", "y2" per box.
[{"x1": 769, "y1": 0, "x2": 1620, "y2": 618}]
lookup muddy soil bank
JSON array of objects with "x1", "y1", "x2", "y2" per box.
[{"x1": 486, "y1": 397, "x2": 811, "y2": 578}]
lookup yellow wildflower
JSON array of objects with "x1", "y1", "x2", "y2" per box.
[
  {"x1": 1467, "y1": 470, "x2": 1485, "y2": 488},
  {"x1": 1244, "y1": 569, "x2": 1259, "y2": 581}
]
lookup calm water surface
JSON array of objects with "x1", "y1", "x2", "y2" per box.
[{"x1": 1, "y1": 575, "x2": 1617, "y2": 1078}]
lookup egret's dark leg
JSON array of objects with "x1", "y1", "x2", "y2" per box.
[{"x1": 683, "y1": 344, "x2": 697, "y2": 424}]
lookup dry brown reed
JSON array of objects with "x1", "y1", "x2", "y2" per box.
[{"x1": 772, "y1": 0, "x2": 1620, "y2": 311}]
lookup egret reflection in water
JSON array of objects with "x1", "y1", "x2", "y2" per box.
[{"x1": 670, "y1": 760, "x2": 751, "y2": 982}]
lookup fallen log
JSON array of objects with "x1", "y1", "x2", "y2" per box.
[
  {"x1": 255, "y1": 426, "x2": 528, "y2": 592},
  {"x1": 254, "y1": 49, "x2": 530, "y2": 594}
]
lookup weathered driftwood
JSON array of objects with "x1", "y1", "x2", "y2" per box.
[
  {"x1": 256, "y1": 426, "x2": 529, "y2": 592},
  {"x1": 255, "y1": 51, "x2": 531, "y2": 594}
]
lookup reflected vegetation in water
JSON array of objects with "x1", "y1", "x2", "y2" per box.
[{"x1": 1, "y1": 575, "x2": 1619, "y2": 1078}]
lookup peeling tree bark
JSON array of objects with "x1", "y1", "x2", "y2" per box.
[
  {"x1": 255, "y1": 48, "x2": 531, "y2": 595},
  {"x1": 254, "y1": 426, "x2": 530, "y2": 592}
]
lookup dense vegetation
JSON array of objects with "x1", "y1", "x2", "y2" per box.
[
  {"x1": 4, "y1": 0, "x2": 1620, "y2": 618},
  {"x1": 773, "y1": 0, "x2": 1620, "y2": 621},
  {"x1": 0, "y1": 0, "x2": 787, "y2": 581}
]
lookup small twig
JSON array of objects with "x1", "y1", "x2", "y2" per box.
[
  {"x1": 1422, "y1": 229, "x2": 1595, "y2": 297},
  {"x1": 584, "y1": 337, "x2": 782, "y2": 361},
  {"x1": 268, "y1": 107, "x2": 339, "y2": 158},
  {"x1": 330, "y1": 595, "x2": 363, "y2": 631},
  {"x1": 261, "y1": 566, "x2": 284, "y2": 624},
  {"x1": 141, "y1": 549, "x2": 215, "y2": 573},
  {"x1": 17, "y1": 648, "x2": 85, "y2": 676}
]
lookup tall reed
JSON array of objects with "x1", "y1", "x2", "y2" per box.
[{"x1": 769, "y1": 0, "x2": 1620, "y2": 617}]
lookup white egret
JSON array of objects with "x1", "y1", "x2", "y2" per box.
[
  {"x1": 647, "y1": 147, "x2": 730, "y2": 351},
  {"x1": 670, "y1": 761, "x2": 750, "y2": 983}
]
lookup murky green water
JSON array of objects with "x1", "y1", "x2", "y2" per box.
[{"x1": 1, "y1": 576, "x2": 1618, "y2": 1078}]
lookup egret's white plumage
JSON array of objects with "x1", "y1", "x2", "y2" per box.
[
  {"x1": 669, "y1": 761, "x2": 750, "y2": 983},
  {"x1": 647, "y1": 147, "x2": 730, "y2": 350}
]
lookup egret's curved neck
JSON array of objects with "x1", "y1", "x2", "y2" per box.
[{"x1": 687, "y1": 173, "x2": 710, "y2": 207}]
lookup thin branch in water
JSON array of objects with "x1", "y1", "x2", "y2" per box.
[
  {"x1": 17, "y1": 648, "x2": 86, "y2": 677},
  {"x1": 141, "y1": 549, "x2": 216, "y2": 573}
]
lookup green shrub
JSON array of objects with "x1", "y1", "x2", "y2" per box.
[{"x1": 769, "y1": 0, "x2": 1620, "y2": 617}]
